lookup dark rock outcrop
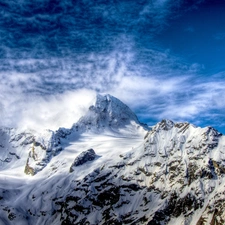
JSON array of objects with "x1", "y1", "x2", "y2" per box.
[{"x1": 70, "y1": 149, "x2": 96, "y2": 172}]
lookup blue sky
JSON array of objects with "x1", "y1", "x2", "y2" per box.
[{"x1": 0, "y1": 0, "x2": 225, "y2": 133}]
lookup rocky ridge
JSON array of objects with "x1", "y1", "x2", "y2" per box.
[
  {"x1": 0, "y1": 95, "x2": 225, "y2": 224},
  {"x1": 44, "y1": 119, "x2": 225, "y2": 225}
]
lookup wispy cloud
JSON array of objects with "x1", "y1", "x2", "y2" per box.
[
  {"x1": 1, "y1": 32, "x2": 225, "y2": 131},
  {"x1": 1, "y1": 0, "x2": 225, "y2": 133}
]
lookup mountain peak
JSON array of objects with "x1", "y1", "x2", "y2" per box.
[
  {"x1": 154, "y1": 119, "x2": 175, "y2": 131},
  {"x1": 72, "y1": 94, "x2": 143, "y2": 132},
  {"x1": 1, "y1": 94, "x2": 225, "y2": 225}
]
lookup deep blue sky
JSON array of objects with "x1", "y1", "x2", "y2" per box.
[
  {"x1": 0, "y1": 0, "x2": 225, "y2": 133},
  {"x1": 157, "y1": 0, "x2": 225, "y2": 73}
]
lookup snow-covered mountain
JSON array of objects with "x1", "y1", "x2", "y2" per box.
[
  {"x1": 72, "y1": 94, "x2": 146, "y2": 133},
  {"x1": 0, "y1": 94, "x2": 225, "y2": 225}
]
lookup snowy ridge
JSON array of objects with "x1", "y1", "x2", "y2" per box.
[
  {"x1": 0, "y1": 95, "x2": 225, "y2": 224},
  {"x1": 48, "y1": 120, "x2": 224, "y2": 225},
  {"x1": 0, "y1": 94, "x2": 146, "y2": 176},
  {"x1": 25, "y1": 94, "x2": 146, "y2": 175},
  {"x1": 72, "y1": 94, "x2": 146, "y2": 134}
]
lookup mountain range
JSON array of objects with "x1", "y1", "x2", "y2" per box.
[{"x1": 0, "y1": 94, "x2": 224, "y2": 225}]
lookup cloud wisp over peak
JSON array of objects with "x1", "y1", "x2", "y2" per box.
[{"x1": 1, "y1": 0, "x2": 225, "y2": 133}]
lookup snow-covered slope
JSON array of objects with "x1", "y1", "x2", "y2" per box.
[
  {"x1": 0, "y1": 94, "x2": 145, "y2": 177},
  {"x1": 25, "y1": 94, "x2": 146, "y2": 176},
  {"x1": 0, "y1": 95, "x2": 225, "y2": 225}
]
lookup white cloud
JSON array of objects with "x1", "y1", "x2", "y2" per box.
[
  {"x1": 0, "y1": 89, "x2": 96, "y2": 131},
  {"x1": 1, "y1": 42, "x2": 225, "y2": 131},
  {"x1": 0, "y1": 0, "x2": 224, "y2": 132}
]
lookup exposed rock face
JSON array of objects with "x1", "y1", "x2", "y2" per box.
[
  {"x1": 0, "y1": 128, "x2": 26, "y2": 166},
  {"x1": 24, "y1": 159, "x2": 35, "y2": 176},
  {"x1": 23, "y1": 129, "x2": 65, "y2": 175},
  {"x1": 70, "y1": 149, "x2": 96, "y2": 172}
]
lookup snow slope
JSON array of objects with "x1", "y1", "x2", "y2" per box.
[{"x1": 0, "y1": 95, "x2": 225, "y2": 225}]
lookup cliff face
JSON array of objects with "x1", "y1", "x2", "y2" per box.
[{"x1": 0, "y1": 95, "x2": 225, "y2": 225}]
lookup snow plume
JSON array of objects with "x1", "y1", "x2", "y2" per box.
[{"x1": 0, "y1": 89, "x2": 96, "y2": 131}]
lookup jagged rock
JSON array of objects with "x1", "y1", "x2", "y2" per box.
[
  {"x1": 24, "y1": 159, "x2": 35, "y2": 176},
  {"x1": 70, "y1": 149, "x2": 96, "y2": 172}
]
